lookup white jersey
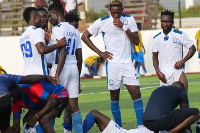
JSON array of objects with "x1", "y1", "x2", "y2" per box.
[
  {"x1": 64, "y1": 0, "x2": 83, "y2": 12},
  {"x1": 152, "y1": 28, "x2": 193, "y2": 78},
  {"x1": 50, "y1": 22, "x2": 81, "y2": 67},
  {"x1": 19, "y1": 26, "x2": 47, "y2": 75},
  {"x1": 88, "y1": 14, "x2": 138, "y2": 63}
]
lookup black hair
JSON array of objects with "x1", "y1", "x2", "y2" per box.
[
  {"x1": 48, "y1": 0, "x2": 64, "y2": 16},
  {"x1": 9, "y1": 84, "x2": 22, "y2": 103},
  {"x1": 171, "y1": 81, "x2": 185, "y2": 90},
  {"x1": 37, "y1": 7, "x2": 48, "y2": 14},
  {"x1": 65, "y1": 14, "x2": 81, "y2": 23},
  {"x1": 23, "y1": 7, "x2": 38, "y2": 23},
  {"x1": 109, "y1": 0, "x2": 123, "y2": 9},
  {"x1": 161, "y1": 9, "x2": 174, "y2": 21}
]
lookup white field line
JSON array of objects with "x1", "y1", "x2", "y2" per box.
[{"x1": 80, "y1": 81, "x2": 200, "y2": 96}]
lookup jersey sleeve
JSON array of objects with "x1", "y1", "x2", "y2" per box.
[
  {"x1": 33, "y1": 28, "x2": 45, "y2": 45},
  {"x1": 8, "y1": 75, "x2": 21, "y2": 85},
  {"x1": 52, "y1": 27, "x2": 65, "y2": 40},
  {"x1": 12, "y1": 101, "x2": 22, "y2": 119},
  {"x1": 87, "y1": 18, "x2": 102, "y2": 37},
  {"x1": 181, "y1": 32, "x2": 194, "y2": 49},
  {"x1": 30, "y1": 82, "x2": 49, "y2": 100},
  {"x1": 195, "y1": 30, "x2": 200, "y2": 40},
  {"x1": 128, "y1": 16, "x2": 138, "y2": 32},
  {"x1": 152, "y1": 39, "x2": 158, "y2": 52}
]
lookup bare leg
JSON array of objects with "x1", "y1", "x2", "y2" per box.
[
  {"x1": 179, "y1": 72, "x2": 188, "y2": 92},
  {"x1": 168, "y1": 113, "x2": 200, "y2": 133},
  {"x1": 39, "y1": 108, "x2": 58, "y2": 133},
  {"x1": 2, "y1": 127, "x2": 14, "y2": 133},
  {"x1": 126, "y1": 85, "x2": 141, "y2": 100},
  {"x1": 90, "y1": 110, "x2": 111, "y2": 132}
]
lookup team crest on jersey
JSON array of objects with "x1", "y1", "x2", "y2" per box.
[
  {"x1": 173, "y1": 37, "x2": 178, "y2": 43},
  {"x1": 109, "y1": 79, "x2": 114, "y2": 85},
  {"x1": 123, "y1": 20, "x2": 128, "y2": 25}
]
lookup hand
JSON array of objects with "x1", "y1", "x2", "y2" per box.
[
  {"x1": 174, "y1": 60, "x2": 184, "y2": 69},
  {"x1": 25, "y1": 117, "x2": 37, "y2": 129},
  {"x1": 55, "y1": 75, "x2": 60, "y2": 84},
  {"x1": 56, "y1": 38, "x2": 67, "y2": 47},
  {"x1": 46, "y1": 76, "x2": 57, "y2": 86},
  {"x1": 44, "y1": 28, "x2": 51, "y2": 44},
  {"x1": 113, "y1": 18, "x2": 123, "y2": 28},
  {"x1": 156, "y1": 70, "x2": 167, "y2": 83},
  {"x1": 99, "y1": 51, "x2": 113, "y2": 61}
]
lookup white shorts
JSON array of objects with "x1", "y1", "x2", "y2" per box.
[
  {"x1": 160, "y1": 69, "x2": 184, "y2": 86},
  {"x1": 102, "y1": 120, "x2": 154, "y2": 133},
  {"x1": 101, "y1": 120, "x2": 128, "y2": 133},
  {"x1": 50, "y1": 64, "x2": 79, "y2": 98},
  {"x1": 106, "y1": 63, "x2": 139, "y2": 90}
]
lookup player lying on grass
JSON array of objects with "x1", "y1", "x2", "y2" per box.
[
  {"x1": 82, "y1": 110, "x2": 154, "y2": 133},
  {"x1": 10, "y1": 80, "x2": 69, "y2": 133},
  {"x1": 143, "y1": 81, "x2": 200, "y2": 133}
]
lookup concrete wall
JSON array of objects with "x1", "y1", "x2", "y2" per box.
[{"x1": 0, "y1": 28, "x2": 199, "y2": 77}]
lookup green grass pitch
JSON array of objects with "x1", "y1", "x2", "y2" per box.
[{"x1": 53, "y1": 74, "x2": 200, "y2": 132}]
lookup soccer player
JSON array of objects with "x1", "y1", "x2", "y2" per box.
[
  {"x1": 82, "y1": 0, "x2": 144, "y2": 127},
  {"x1": 82, "y1": 110, "x2": 154, "y2": 133},
  {"x1": 143, "y1": 81, "x2": 200, "y2": 132},
  {"x1": 195, "y1": 29, "x2": 200, "y2": 69},
  {"x1": 134, "y1": 23, "x2": 147, "y2": 76},
  {"x1": 64, "y1": 13, "x2": 81, "y2": 29},
  {"x1": 152, "y1": 9, "x2": 196, "y2": 91},
  {"x1": 83, "y1": 55, "x2": 104, "y2": 78},
  {"x1": 48, "y1": 0, "x2": 83, "y2": 132},
  {"x1": 10, "y1": 80, "x2": 69, "y2": 133},
  {"x1": 0, "y1": 74, "x2": 56, "y2": 133},
  {"x1": 20, "y1": 7, "x2": 66, "y2": 75}
]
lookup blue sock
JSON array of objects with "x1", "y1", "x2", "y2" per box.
[
  {"x1": 111, "y1": 101, "x2": 122, "y2": 127},
  {"x1": 62, "y1": 122, "x2": 72, "y2": 131},
  {"x1": 72, "y1": 111, "x2": 83, "y2": 133},
  {"x1": 143, "y1": 67, "x2": 147, "y2": 73},
  {"x1": 36, "y1": 119, "x2": 55, "y2": 133},
  {"x1": 133, "y1": 98, "x2": 144, "y2": 126},
  {"x1": 82, "y1": 113, "x2": 95, "y2": 133},
  {"x1": 137, "y1": 63, "x2": 141, "y2": 73}
]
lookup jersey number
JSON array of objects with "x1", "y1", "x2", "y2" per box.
[
  {"x1": 20, "y1": 41, "x2": 33, "y2": 58},
  {"x1": 66, "y1": 38, "x2": 76, "y2": 55}
]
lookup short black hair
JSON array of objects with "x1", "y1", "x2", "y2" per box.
[
  {"x1": 37, "y1": 7, "x2": 48, "y2": 14},
  {"x1": 109, "y1": 0, "x2": 123, "y2": 9},
  {"x1": 161, "y1": 9, "x2": 174, "y2": 21},
  {"x1": 171, "y1": 81, "x2": 185, "y2": 90},
  {"x1": 48, "y1": 0, "x2": 64, "y2": 16},
  {"x1": 65, "y1": 14, "x2": 81, "y2": 22},
  {"x1": 23, "y1": 7, "x2": 38, "y2": 23}
]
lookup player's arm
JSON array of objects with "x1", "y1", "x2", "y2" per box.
[
  {"x1": 55, "y1": 46, "x2": 66, "y2": 83},
  {"x1": 26, "y1": 95, "x2": 57, "y2": 128},
  {"x1": 12, "y1": 117, "x2": 20, "y2": 133},
  {"x1": 81, "y1": 30, "x2": 113, "y2": 60},
  {"x1": 174, "y1": 45, "x2": 196, "y2": 69},
  {"x1": 153, "y1": 52, "x2": 167, "y2": 83},
  {"x1": 35, "y1": 38, "x2": 66, "y2": 54},
  {"x1": 113, "y1": 18, "x2": 139, "y2": 45},
  {"x1": 19, "y1": 75, "x2": 57, "y2": 85},
  {"x1": 75, "y1": 48, "x2": 82, "y2": 92}
]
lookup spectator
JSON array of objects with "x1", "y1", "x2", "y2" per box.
[
  {"x1": 36, "y1": 0, "x2": 48, "y2": 8},
  {"x1": 61, "y1": 0, "x2": 83, "y2": 15}
]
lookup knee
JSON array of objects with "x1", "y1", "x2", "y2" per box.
[
  {"x1": 39, "y1": 116, "x2": 51, "y2": 127},
  {"x1": 90, "y1": 110, "x2": 98, "y2": 115}
]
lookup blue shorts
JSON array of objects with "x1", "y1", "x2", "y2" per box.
[
  {"x1": 85, "y1": 62, "x2": 97, "y2": 75},
  {"x1": 135, "y1": 51, "x2": 144, "y2": 62},
  {"x1": 198, "y1": 53, "x2": 200, "y2": 58}
]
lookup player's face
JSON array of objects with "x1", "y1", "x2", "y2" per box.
[
  {"x1": 161, "y1": 15, "x2": 173, "y2": 34},
  {"x1": 109, "y1": 6, "x2": 123, "y2": 19},
  {"x1": 48, "y1": 10, "x2": 59, "y2": 26},
  {"x1": 35, "y1": 11, "x2": 42, "y2": 28},
  {"x1": 38, "y1": 11, "x2": 48, "y2": 29}
]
